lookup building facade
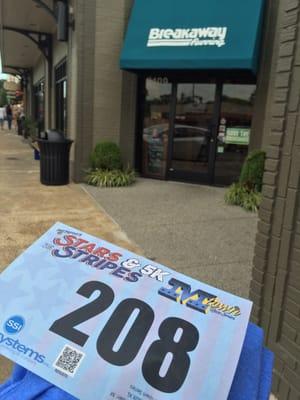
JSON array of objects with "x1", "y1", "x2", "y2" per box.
[
  {"x1": 1, "y1": 0, "x2": 299, "y2": 398},
  {"x1": 250, "y1": 0, "x2": 300, "y2": 398},
  {"x1": 1, "y1": 0, "x2": 271, "y2": 184}
]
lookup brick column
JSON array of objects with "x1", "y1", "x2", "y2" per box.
[
  {"x1": 250, "y1": 0, "x2": 300, "y2": 398},
  {"x1": 71, "y1": 0, "x2": 97, "y2": 181}
]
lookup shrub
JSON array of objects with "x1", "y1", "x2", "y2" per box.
[
  {"x1": 24, "y1": 117, "x2": 38, "y2": 140},
  {"x1": 225, "y1": 183, "x2": 262, "y2": 212},
  {"x1": 241, "y1": 190, "x2": 262, "y2": 212},
  {"x1": 239, "y1": 150, "x2": 266, "y2": 192},
  {"x1": 86, "y1": 169, "x2": 135, "y2": 187},
  {"x1": 90, "y1": 142, "x2": 122, "y2": 171},
  {"x1": 224, "y1": 183, "x2": 248, "y2": 206}
]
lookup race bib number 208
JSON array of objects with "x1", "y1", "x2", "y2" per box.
[{"x1": 0, "y1": 223, "x2": 252, "y2": 400}]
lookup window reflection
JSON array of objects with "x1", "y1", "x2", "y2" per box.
[
  {"x1": 171, "y1": 84, "x2": 216, "y2": 174},
  {"x1": 55, "y1": 61, "x2": 67, "y2": 134},
  {"x1": 34, "y1": 81, "x2": 45, "y2": 134},
  {"x1": 142, "y1": 78, "x2": 172, "y2": 178},
  {"x1": 215, "y1": 84, "x2": 256, "y2": 185},
  {"x1": 141, "y1": 80, "x2": 256, "y2": 185}
]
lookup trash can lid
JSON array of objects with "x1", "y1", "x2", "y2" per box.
[{"x1": 40, "y1": 129, "x2": 68, "y2": 142}]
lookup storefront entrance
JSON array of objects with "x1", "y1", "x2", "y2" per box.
[{"x1": 139, "y1": 77, "x2": 256, "y2": 185}]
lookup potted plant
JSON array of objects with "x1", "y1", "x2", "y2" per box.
[
  {"x1": 24, "y1": 117, "x2": 39, "y2": 159},
  {"x1": 224, "y1": 150, "x2": 266, "y2": 212},
  {"x1": 86, "y1": 141, "x2": 136, "y2": 187}
]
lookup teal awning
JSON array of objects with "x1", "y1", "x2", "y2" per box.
[{"x1": 120, "y1": 0, "x2": 265, "y2": 73}]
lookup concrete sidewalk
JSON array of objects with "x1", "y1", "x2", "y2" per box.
[
  {"x1": 0, "y1": 131, "x2": 141, "y2": 382},
  {"x1": 84, "y1": 178, "x2": 258, "y2": 299}
]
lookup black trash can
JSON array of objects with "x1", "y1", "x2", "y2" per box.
[{"x1": 38, "y1": 130, "x2": 73, "y2": 186}]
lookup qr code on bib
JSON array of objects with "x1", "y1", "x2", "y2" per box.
[{"x1": 53, "y1": 345, "x2": 85, "y2": 377}]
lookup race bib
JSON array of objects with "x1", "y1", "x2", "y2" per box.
[{"x1": 0, "y1": 222, "x2": 252, "y2": 400}]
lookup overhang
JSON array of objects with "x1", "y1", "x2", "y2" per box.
[
  {"x1": 0, "y1": 0, "x2": 56, "y2": 73},
  {"x1": 120, "y1": 0, "x2": 265, "y2": 74}
]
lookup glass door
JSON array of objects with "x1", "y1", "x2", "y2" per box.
[
  {"x1": 139, "y1": 79, "x2": 256, "y2": 185},
  {"x1": 168, "y1": 83, "x2": 218, "y2": 183}
]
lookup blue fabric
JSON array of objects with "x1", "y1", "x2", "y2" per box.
[
  {"x1": 120, "y1": 0, "x2": 265, "y2": 73},
  {"x1": 0, "y1": 366, "x2": 75, "y2": 400},
  {"x1": 0, "y1": 323, "x2": 273, "y2": 400},
  {"x1": 228, "y1": 323, "x2": 273, "y2": 400},
  {"x1": 257, "y1": 349, "x2": 274, "y2": 400}
]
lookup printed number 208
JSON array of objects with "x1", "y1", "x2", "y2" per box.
[{"x1": 49, "y1": 281, "x2": 199, "y2": 393}]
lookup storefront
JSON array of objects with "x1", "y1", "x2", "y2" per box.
[
  {"x1": 121, "y1": 0, "x2": 264, "y2": 185},
  {"x1": 136, "y1": 76, "x2": 256, "y2": 185}
]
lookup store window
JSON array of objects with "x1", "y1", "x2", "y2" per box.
[
  {"x1": 214, "y1": 84, "x2": 256, "y2": 185},
  {"x1": 171, "y1": 83, "x2": 216, "y2": 176},
  {"x1": 142, "y1": 77, "x2": 172, "y2": 178},
  {"x1": 139, "y1": 78, "x2": 256, "y2": 185},
  {"x1": 55, "y1": 60, "x2": 67, "y2": 133},
  {"x1": 34, "y1": 80, "x2": 45, "y2": 134}
]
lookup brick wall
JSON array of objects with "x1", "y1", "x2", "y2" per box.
[
  {"x1": 250, "y1": 0, "x2": 281, "y2": 151},
  {"x1": 93, "y1": 0, "x2": 137, "y2": 169},
  {"x1": 119, "y1": 0, "x2": 138, "y2": 168},
  {"x1": 250, "y1": 0, "x2": 300, "y2": 398},
  {"x1": 71, "y1": 0, "x2": 137, "y2": 178},
  {"x1": 71, "y1": 0, "x2": 97, "y2": 181}
]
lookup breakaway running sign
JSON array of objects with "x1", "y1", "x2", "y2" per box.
[{"x1": 0, "y1": 222, "x2": 252, "y2": 400}]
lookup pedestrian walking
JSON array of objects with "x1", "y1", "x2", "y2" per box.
[
  {"x1": 6, "y1": 104, "x2": 13, "y2": 130},
  {"x1": 0, "y1": 106, "x2": 6, "y2": 130}
]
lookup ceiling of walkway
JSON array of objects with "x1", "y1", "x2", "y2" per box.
[{"x1": 0, "y1": 0, "x2": 56, "y2": 73}]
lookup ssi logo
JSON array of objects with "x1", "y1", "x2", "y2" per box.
[{"x1": 4, "y1": 316, "x2": 25, "y2": 335}]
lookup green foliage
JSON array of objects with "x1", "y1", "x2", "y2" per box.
[
  {"x1": 239, "y1": 150, "x2": 266, "y2": 192},
  {"x1": 224, "y1": 183, "x2": 247, "y2": 206},
  {"x1": 90, "y1": 142, "x2": 122, "y2": 171},
  {"x1": 24, "y1": 117, "x2": 38, "y2": 140},
  {"x1": 86, "y1": 142, "x2": 135, "y2": 188},
  {"x1": 0, "y1": 80, "x2": 8, "y2": 107},
  {"x1": 226, "y1": 150, "x2": 265, "y2": 211},
  {"x1": 242, "y1": 190, "x2": 262, "y2": 212},
  {"x1": 86, "y1": 169, "x2": 136, "y2": 187},
  {"x1": 225, "y1": 183, "x2": 262, "y2": 212}
]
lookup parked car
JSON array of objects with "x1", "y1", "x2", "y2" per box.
[{"x1": 143, "y1": 123, "x2": 209, "y2": 161}]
